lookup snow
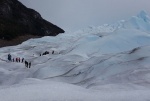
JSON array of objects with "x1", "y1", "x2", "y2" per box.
[
  {"x1": 1, "y1": 11, "x2": 150, "y2": 101},
  {"x1": 121, "y1": 11, "x2": 150, "y2": 32},
  {"x1": 0, "y1": 80, "x2": 150, "y2": 101}
]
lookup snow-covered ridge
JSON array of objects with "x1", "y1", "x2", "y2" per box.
[
  {"x1": 111, "y1": 10, "x2": 150, "y2": 32},
  {"x1": 1, "y1": 11, "x2": 150, "y2": 101}
]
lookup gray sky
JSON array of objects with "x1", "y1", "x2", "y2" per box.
[{"x1": 18, "y1": 0, "x2": 150, "y2": 31}]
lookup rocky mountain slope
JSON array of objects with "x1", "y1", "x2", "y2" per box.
[{"x1": 0, "y1": 0, "x2": 64, "y2": 47}]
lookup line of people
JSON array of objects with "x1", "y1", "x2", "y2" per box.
[
  {"x1": 12, "y1": 57, "x2": 24, "y2": 63},
  {"x1": 8, "y1": 54, "x2": 31, "y2": 68}
]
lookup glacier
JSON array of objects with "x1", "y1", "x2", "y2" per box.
[{"x1": 0, "y1": 11, "x2": 150, "y2": 101}]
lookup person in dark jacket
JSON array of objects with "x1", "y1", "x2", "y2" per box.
[
  {"x1": 8, "y1": 54, "x2": 11, "y2": 61},
  {"x1": 22, "y1": 58, "x2": 24, "y2": 63},
  {"x1": 25, "y1": 61, "x2": 28, "y2": 68},
  {"x1": 18, "y1": 58, "x2": 20, "y2": 62},
  {"x1": 52, "y1": 50, "x2": 54, "y2": 54},
  {"x1": 12, "y1": 58, "x2": 14, "y2": 62},
  {"x1": 16, "y1": 58, "x2": 18, "y2": 62},
  {"x1": 29, "y1": 62, "x2": 31, "y2": 68}
]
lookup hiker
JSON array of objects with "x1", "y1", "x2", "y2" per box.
[
  {"x1": 8, "y1": 54, "x2": 11, "y2": 61},
  {"x1": 29, "y1": 62, "x2": 31, "y2": 68},
  {"x1": 12, "y1": 58, "x2": 14, "y2": 62},
  {"x1": 42, "y1": 51, "x2": 49, "y2": 56},
  {"x1": 52, "y1": 50, "x2": 54, "y2": 54},
  {"x1": 42, "y1": 52, "x2": 45, "y2": 55},
  {"x1": 45, "y1": 51, "x2": 49, "y2": 54},
  {"x1": 22, "y1": 58, "x2": 24, "y2": 63},
  {"x1": 25, "y1": 61, "x2": 28, "y2": 68},
  {"x1": 18, "y1": 58, "x2": 20, "y2": 62},
  {"x1": 16, "y1": 58, "x2": 18, "y2": 62}
]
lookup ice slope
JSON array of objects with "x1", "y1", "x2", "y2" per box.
[
  {"x1": 1, "y1": 45, "x2": 150, "y2": 101},
  {"x1": 1, "y1": 11, "x2": 150, "y2": 101},
  {"x1": 1, "y1": 79, "x2": 150, "y2": 101},
  {"x1": 113, "y1": 10, "x2": 150, "y2": 32},
  {"x1": 67, "y1": 29, "x2": 150, "y2": 57}
]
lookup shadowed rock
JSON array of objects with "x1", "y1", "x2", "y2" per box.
[{"x1": 0, "y1": 0, "x2": 65, "y2": 47}]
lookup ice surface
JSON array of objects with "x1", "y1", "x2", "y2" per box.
[{"x1": 1, "y1": 11, "x2": 150, "y2": 101}]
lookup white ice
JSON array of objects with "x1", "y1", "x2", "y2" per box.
[{"x1": 1, "y1": 11, "x2": 150, "y2": 101}]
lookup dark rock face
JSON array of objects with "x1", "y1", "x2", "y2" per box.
[{"x1": 0, "y1": 0, "x2": 64, "y2": 47}]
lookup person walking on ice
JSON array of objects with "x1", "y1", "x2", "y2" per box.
[
  {"x1": 18, "y1": 58, "x2": 20, "y2": 62},
  {"x1": 16, "y1": 58, "x2": 18, "y2": 62},
  {"x1": 25, "y1": 61, "x2": 28, "y2": 68},
  {"x1": 52, "y1": 50, "x2": 54, "y2": 54},
  {"x1": 12, "y1": 58, "x2": 14, "y2": 62},
  {"x1": 8, "y1": 54, "x2": 12, "y2": 61},
  {"x1": 29, "y1": 62, "x2": 31, "y2": 68},
  {"x1": 22, "y1": 58, "x2": 24, "y2": 63}
]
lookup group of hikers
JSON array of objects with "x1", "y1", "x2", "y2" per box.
[
  {"x1": 7, "y1": 50, "x2": 56, "y2": 68},
  {"x1": 40, "y1": 50, "x2": 54, "y2": 56},
  {"x1": 8, "y1": 54, "x2": 31, "y2": 68},
  {"x1": 25, "y1": 61, "x2": 31, "y2": 68},
  {"x1": 12, "y1": 57, "x2": 24, "y2": 63}
]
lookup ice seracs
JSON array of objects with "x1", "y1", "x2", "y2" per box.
[{"x1": 122, "y1": 10, "x2": 150, "y2": 32}]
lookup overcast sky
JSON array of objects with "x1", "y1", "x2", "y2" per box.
[{"x1": 18, "y1": 0, "x2": 150, "y2": 31}]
